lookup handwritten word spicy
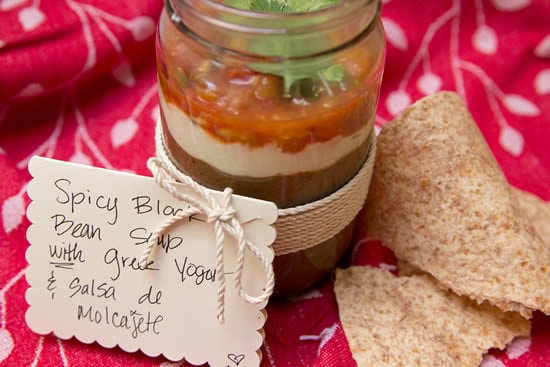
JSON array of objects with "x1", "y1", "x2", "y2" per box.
[{"x1": 55, "y1": 178, "x2": 119, "y2": 225}]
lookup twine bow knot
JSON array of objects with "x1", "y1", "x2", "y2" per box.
[
  {"x1": 206, "y1": 188, "x2": 236, "y2": 223},
  {"x1": 140, "y1": 157, "x2": 274, "y2": 323}
]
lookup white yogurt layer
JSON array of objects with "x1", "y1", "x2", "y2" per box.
[{"x1": 161, "y1": 97, "x2": 371, "y2": 178}]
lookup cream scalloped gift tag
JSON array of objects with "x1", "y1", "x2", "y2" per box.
[{"x1": 25, "y1": 156, "x2": 278, "y2": 367}]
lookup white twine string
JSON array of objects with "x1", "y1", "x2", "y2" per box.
[{"x1": 140, "y1": 157, "x2": 275, "y2": 324}]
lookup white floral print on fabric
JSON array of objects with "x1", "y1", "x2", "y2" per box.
[
  {"x1": 417, "y1": 73, "x2": 443, "y2": 95},
  {"x1": 299, "y1": 324, "x2": 339, "y2": 355},
  {"x1": 490, "y1": 0, "x2": 532, "y2": 12},
  {"x1": 0, "y1": 0, "x2": 26, "y2": 12},
  {"x1": 1, "y1": 190, "x2": 25, "y2": 234},
  {"x1": 506, "y1": 337, "x2": 532, "y2": 359},
  {"x1": 502, "y1": 94, "x2": 541, "y2": 117},
  {"x1": 0, "y1": 329, "x2": 14, "y2": 362},
  {"x1": 0, "y1": 0, "x2": 548, "y2": 366},
  {"x1": 16, "y1": 83, "x2": 44, "y2": 98},
  {"x1": 112, "y1": 61, "x2": 137, "y2": 87},
  {"x1": 535, "y1": 69, "x2": 550, "y2": 95},
  {"x1": 472, "y1": 25, "x2": 498, "y2": 55},
  {"x1": 535, "y1": 35, "x2": 550, "y2": 58},
  {"x1": 499, "y1": 126, "x2": 525, "y2": 157},
  {"x1": 386, "y1": 90, "x2": 411, "y2": 115},
  {"x1": 111, "y1": 118, "x2": 139, "y2": 148},
  {"x1": 382, "y1": 17, "x2": 408, "y2": 51},
  {"x1": 480, "y1": 355, "x2": 507, "y2": 367},
  {"x1": 127, "y1": 16, "x2": 156, "y2": 41},
  {"x1": 18, "y1": 7, "x2": 45, "y2": 31}
]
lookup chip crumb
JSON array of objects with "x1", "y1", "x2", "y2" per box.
[{"x1": 335, "y1": 266, "x2": 530, "y2": 367}]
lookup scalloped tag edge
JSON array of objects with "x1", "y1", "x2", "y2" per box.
[{"x1": 25, "y1": 156, "x2": 278, "y2": 367}]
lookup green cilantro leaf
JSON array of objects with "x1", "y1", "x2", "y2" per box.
[
  {"x1": 226, "y1": 0, "x2": 337, "y2": 13},
  {"x1": 250, "y1": 0, "x2": 293, "y2": 12},
  {"x1": 320, "y1": 64, "x2": 345, "y2": 82},
  {"x1": 250, "y1": 56, "x2": 334, "y2": 92},
  {"x1": 286, "y1": 0, "x2": 338, "y2": 12},
  {"x1": 224, "y1": 0, "x2": 251, "y2": 10},
  {"x1": 224, "y1": 0, "x2": 345, "y2": 95}
]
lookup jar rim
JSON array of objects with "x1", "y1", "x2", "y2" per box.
[
  {"x1": 166, "y1": 0, "x2": 381, "y2": 59},
  {"x1": 182, "y1": 0, "x2": 377, "y2": 26}
]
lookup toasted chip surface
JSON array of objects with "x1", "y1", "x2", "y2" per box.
[
  {"x1": 364, "y1": 92, "x2": 550, "y2": 318},
  {"x1": 335, "y1": 266, "x2": 530, "y2": 367},
  {"x1": 398, "y1": 189, "x2": 550, "y2": 285},
  {"x1": 513, "y1": 187, "x2": 550, "y2": 246}
]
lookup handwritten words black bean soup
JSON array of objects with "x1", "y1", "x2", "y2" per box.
[{"x1": 26, "y1": 156, "x2": 277, "y2": 367}]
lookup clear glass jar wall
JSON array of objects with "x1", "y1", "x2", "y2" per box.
[{"x1": 156, "y1": 0, "x2": 385, "y2": 295}]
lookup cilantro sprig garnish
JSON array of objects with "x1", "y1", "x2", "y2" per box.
[
  {"x1": 224, "y1": 0, "x2": 346, "y2": 96},
  {"x1": 226, "y1": 0, "x2": 338, "y2": 13}
]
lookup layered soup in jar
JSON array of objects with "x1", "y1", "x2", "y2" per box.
[{"x1": 156, "y1": 0, "x2": 385, "y2": 295}]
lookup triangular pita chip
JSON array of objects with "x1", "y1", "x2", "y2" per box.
[
  {"x1": 364, "y1": 92, "x2": 550, "y2": 318},
  {"x1": 335, "y1": 266, "x2": 530, "y2": 367},
  {"x1": 399, "y1": 187, "x2": 550, "y2": 276}
]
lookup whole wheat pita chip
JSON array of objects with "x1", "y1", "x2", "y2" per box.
[
  {"x1": 513, "y1": 187, "x2": 550, "y2": 246},
  {"x1": 364, "y1": 91, "x2": 550, "y2": 318},
  {"x1": 335, "y1": 266, "x2": 530, "y2": 367},
  {"x1": 397, "y1": 189, "x2": 550, "y2": 276}
]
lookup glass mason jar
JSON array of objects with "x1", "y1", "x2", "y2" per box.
[{"x1": 156, "y1": 0, "x2": 385, "y2": 296}]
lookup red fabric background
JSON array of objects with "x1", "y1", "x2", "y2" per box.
[{"x1": 0, "y1": 0, "x2": 549, "y2": 366}]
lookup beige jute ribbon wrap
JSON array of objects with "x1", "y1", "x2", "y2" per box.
[{"x1": 140, "y1": 121, "x2": 377, "y2": 322}]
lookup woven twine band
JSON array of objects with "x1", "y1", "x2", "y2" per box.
[
  {"x1": 154, "y1": 120, "x2": 377, "y2": 256},
  {"x1": 275, "y1": 135, "x2": 377, "y2": 255}
]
